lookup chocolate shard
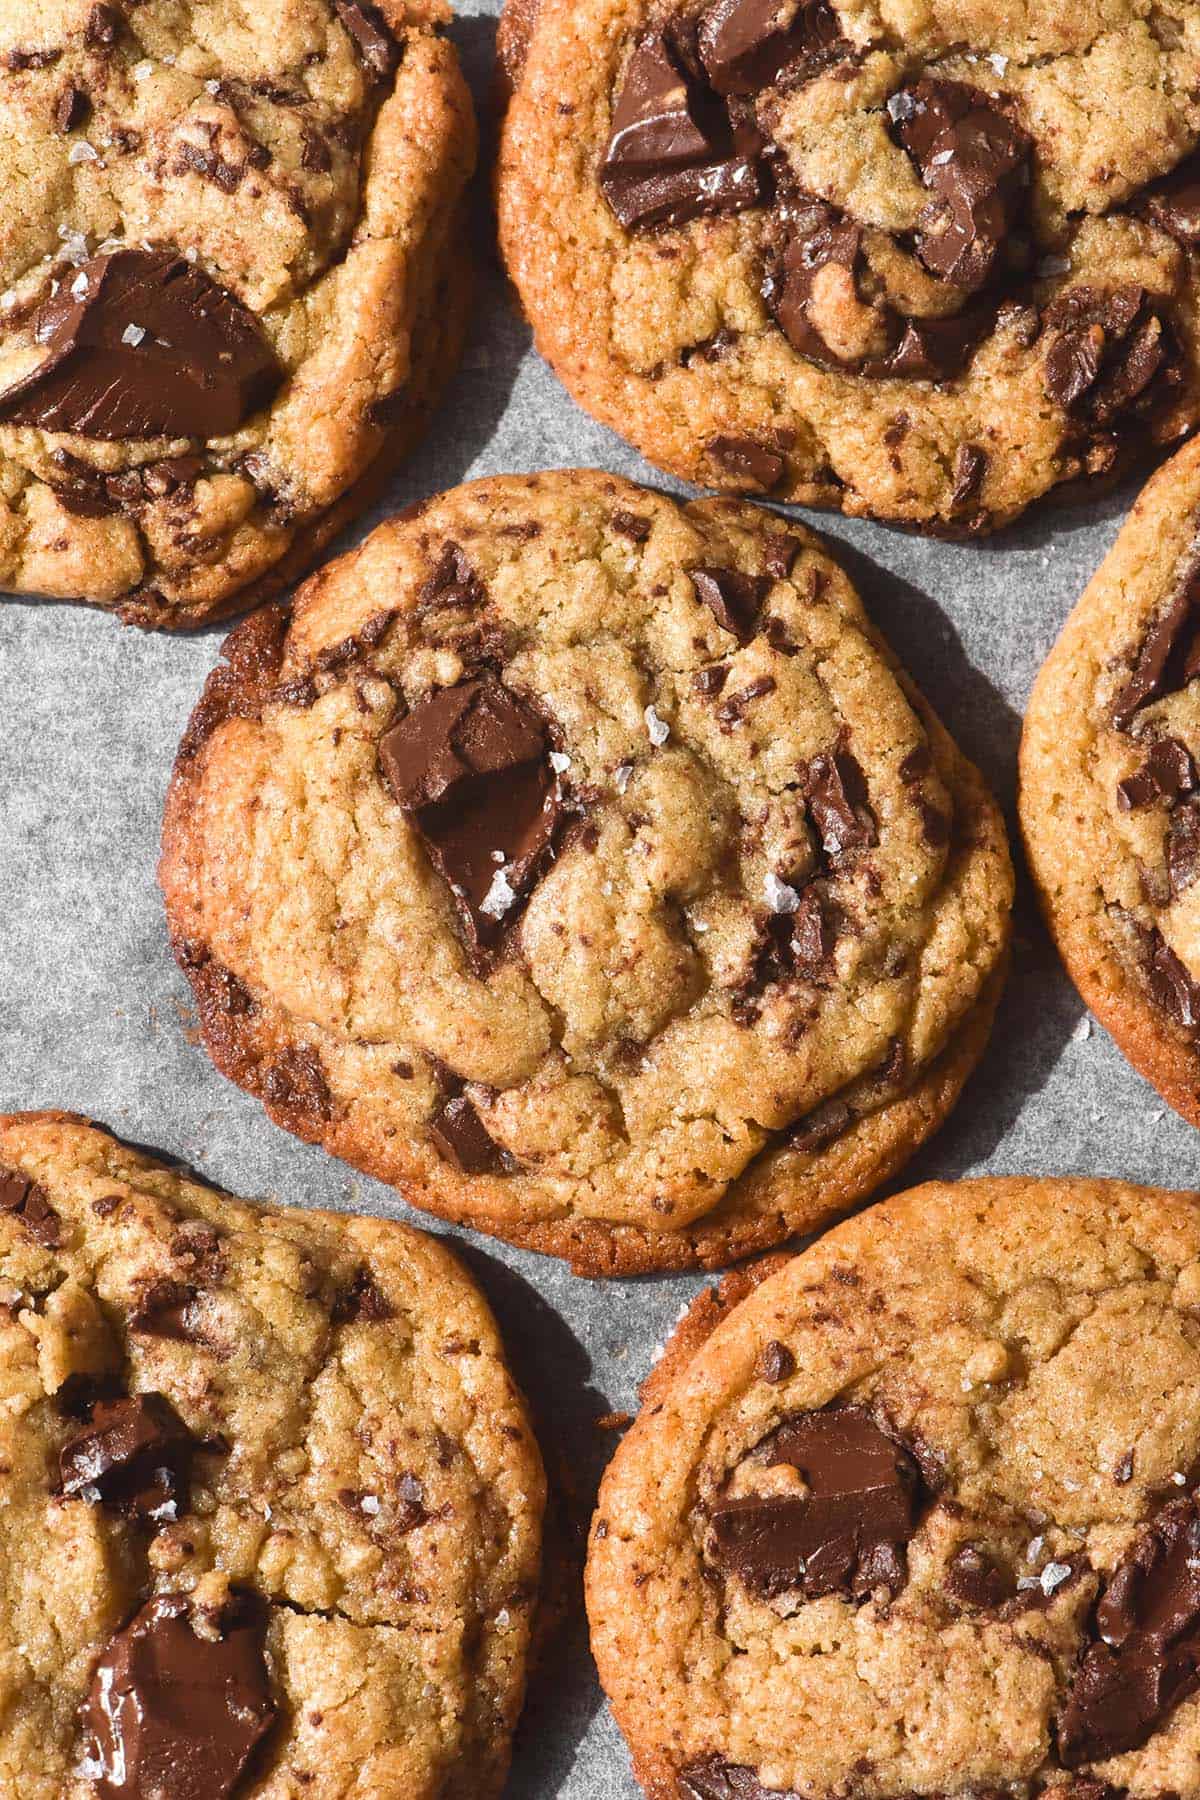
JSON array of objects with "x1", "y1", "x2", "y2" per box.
[
  {"x1": 679, "y1": 1760, "x2": 801, "y2": 1800},
  {"x1": 945, "y1": 1542, "x2": 1015, "y2": 1610},
  {"x1": 416, "y1": 541, "x2": 487, "y2": 611},
  {"x1": 130, "y1": 1279, "x2": 199, "y2": 1340},
  {"x1": 1169, "y1": 801, "x2": 1200, "y2": 897},
  {"x1": 1059, "y1": 1496, "x2": 1200, "y2": 1764},
  {"x1": 894, "y1": 80, "x2": 1031, "y2": 293},
  {"x1": 378, "y1": 676, "x2": 565, "y2": 959},
  {"x1": 1112, "y1": 565, "x2": 1200, "y2": 729},
  {"x1": 0, "y1": 1165, "x2": 63, "y2": 1248},
  {"x1": 600, "y1": 31, "x2": 761, "y2": 231},
  {"x1": 866, "y1": 306, "x2": 993, "y2": 382},
  {"x1": 697, "y1": 0, "x2": 840, "y2": 97},
  {"x1": 708, "y1": 434, "x2": 784, "y2": 489},
  {"x1": 1146, "y1": 928, "x2": 1200, "y2": 1035},
  {"x1": 60, "y1": 1392, "x2": 197, "y2": 1524},
  {"x1": 1043, "y1": 285, "x2": 1180, "y2": 427},
  {"x1": 951, "y1": 442, "x2": 988, "y2": 510},
  {"x1": 1139, "y1": 150, "x2": 1200, "y2": 247},
  {"x1": 692, "y1": 566, "x2": 772, "y2": 642},
  {"x1": 707, "y1": 1406, "x2": 921, "y2": 1600},
  {"x1": 81, "y1": 1590, "x2": 277, "y2": 1800},
  {"x1": 334, "y1": 0, "x2": 401, "y2": 80},
  {"x1": 56, "y1": 85, "x2": 91, "y2": 134},
  {"x1": 802, "y1": 746, "x2": 877, "y2": 858},
  {"x1": 1116, "y1": 736, "x2": 1196, "y2": 810},
  {"x1": 429, "y1": 1092, "x2": 511, "y2": 1175},
  {"x1": 0, "y1": 248, "x2": 283, "y2": 441}
]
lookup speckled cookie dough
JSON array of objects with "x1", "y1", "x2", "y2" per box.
[
  {"x1": 1021, "y1": 436, "x2": 1200, "y2": 1127},
  {"x1": 159, "y1": 469, "x2": 1012, "y2": 1275},
  {"x1": 0, "y1": 1111, "x2": 544, "y2": 1799},
  {"x1": 587, "y1": 1174, "x2": 1200, "y2": 1800},
  {"x1": 498, "y1": 0, "x2": 1200, "y2": 533},
  {"x1": 0, "y1": 0, "x2": 475, "y2": 628}
]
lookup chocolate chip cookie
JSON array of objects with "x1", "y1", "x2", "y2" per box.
[
  {"x1": 159, "y1": 469, "x2": 1012, "y2": 1275},
  {"x1": 1021, "y1": 437, "x2": 1200, "y2": 1125},
  {"x1": 587, "y1": 1174, "x2": 1200, "y2": 1800},
  {"x1": 0, "y1": 0, "x2": 475, "y2": 628},
  {"x1": 0, "y1": 1111, "x2": 544, "y2": 1797},
  {"x1": 498, "y1": 0, "x2": 1200, "y2": 532}
]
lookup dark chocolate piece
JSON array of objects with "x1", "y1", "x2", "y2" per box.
[
  {"x1": 679, "y1": 1760, "x2": 801, "y2": 1800},
  {"x1": 378, "y1": 676, "x2": 564, "y2": 958},
  {"x1": 0, "y1": 1165, "x2": 63, "y2": 1247},
  {"x1": 951, "y1": 443, "x2": 988, "y2": 509},
  {"x1": 802, "y1": 746, "x2": 877, "y2": 858},
  {"x1": 1169, "y1": 801, "x2": 1200, "y2": 897},
  {"x1": 1043, "y1": 285, "x2": 1180, "y2": 427},
  {"x1": 893, "y1": 80, "x2": 1030, "y2": 293},
  {"x1": 1116, "y1": 737, "x2": 1196, "y2": 810},
  {"x1": 1112, "y1": 565, "x2": 1200, "y2": 729},
  {"x1": 789, "y1": 1097, "x2": 852, "y2": 1150},
  {"x1": 429, "y1": 1092, "x2": 511, "y2": 1175},
  {"x1": 56, "y1": 85, "x2": 91, "y2": 133},
  {"x1": 0, "y1": 248, "x2": 282, "y2": 441},
  {"x1": 334, "y1": 0, "x2": 401, "y2": 79},
  {"x1": 1146, "y1": 928, "x2": 1200, "y2": 1034},
  {"x1": 772, "y1": 200, "x2": 864, "y2": 370},
  {"x1": 129, "y1": 1280, "x2": 198, "y2": 1340},
  {"x1": 708, "y1": 434, "x2": 784, "y2": 489},
  {"x1": 697, "y1": 0, "x2": 840, "y2": 97},
  {"x1": 1139, "y1": 150, "x2": 1200, "y2": 247},
  {"x1": 60, "y1": 1392, "x2": 197, "y2": 1524},
  {"x1": 416, "y1": 541, "x2": 487, "y2": 611},
  {"x1": 692, "y1": 566, "x2": 772, "y2": 642},
  {"x1": 759, "y1": 1340, "x2": 795, "y2": 1384},
  {"x1": 707, "y1": 1405, "x2": 921, "y2": 1599},
  {"x1": 81, "y1": 1591, "x2": 276, "y2": 1800},
  {"x1": 945, "y1": 1542, "x2": 1015, "y2": 1610}
]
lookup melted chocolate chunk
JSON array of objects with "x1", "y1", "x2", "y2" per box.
[
  {"x1": 951, "y1": 443, "x2": 988, "y2": 510},
  {"x1": 81, "y1": 1591, "x2": 276, "y2": 1800},
  {"x1": 1059, "y1": 1497, "x2": 1200, "y2": 1764},
  {"x1": 867, "y1": 306, "x2": 994, "y2": 382},
  {"x1": 1139, "y1": 150, "x2": 1200, "y2": 247},
  {"x1": 334, "y1": 0, "x2": 401, "y2": 79},
  {"x1": 1116, "y1": 737, "x2": 1196, "y2": 810},
  {"x1": 707, "y1": 1406, "x2": 921, "y2": 1600},
  {"x1": 1112, "y1": 564, "x2": 1200, "y2": 729},
  {"x1": 692, "y1": 566, "x2": 772, "y2": 642},
  {"x1": 130, "y1": 1280, "x2": 199, "y2": 1340},
  {"x1": 429, "y1": 1091, "x2": 512, "y2": 1175},
  {"x1": 60, "y1": 1392, "x2": 197, "y2": 1524},
  {"x1": 771, "y1": 199, "x2": 863, "y2": 370},
  {"x1": 708, "y1": 434, "x2": 785, "y2": 488},
  {"x1": 679, "y1": 1761, "x2": 800, "y2": 1800},
  {"x1": 0, "y1": 1165, "x2": 63, "y2": 1247},
  {"x1": 789, "y1": 1096, "x2": 852, "y2": 1150},
  {"x1": 697, "y1": 0, "x2": 840, "y2": 97},
  {"x1": 600, "y1": 31, "x2": 761, "y2": 231},
  {"x1": 378, "y1": 676, "x2": 564, "y2": 959},
  {"x1": 1043, "y1": 285, "x2": 1180, "y2": 428},
  {"x1": 332, "y1": 1265, "x2": 394, "y2": 1324},
  {"x1": 1145, "y1": 928, "x2": 1200, "y2": 1034},
  {"x1": 945, "y1": 1542, "x2": 1015, "y2": 1610},
  {"x1": 0, "y1": 248, "x2": 282, "y2": 441},
  {"x1": 802, "y1": 746, "x2": 877, "y2": 858},
  {"x1": 1169, "y1": 801, "x2": 1200, "y2": 897},
  {"x1": 894, "y1": 80, "x2": 1031, "y2": 293}
]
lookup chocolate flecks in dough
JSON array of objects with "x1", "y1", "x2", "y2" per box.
[
  {"x1": 697, "y1": 0, "x2": 841, "y2": 98},
  {"x1": 758, "y1": 1339, "x2": 795, "y2": 1384},
  {"x1": 716, "y1": 674, "x2": 777, "y2": 729},
  {"x1": 1145, "y1": 928, "x2": 1200, "y2": 1034},
  {"x1": 81, "y1": 1591, "x2": 277, "y2": 1800},
  {"x1": 1059, "y1": 1495, "x2": 1200, "y2": 1764},
  {"x1": 378, "y1": 677, "x2": 565, "y2": 961},
  {"x1": 893, "y1": 80, "x2": 1031, "y2": 294},
  {"x1": 707, "y1": 1406, "x2": 922, "y2": 1600},
  {"x1": 1042, "y1": 286, "x2": 1181, "y2": 429},
  {"x1": 944, "y1": 1543, "x2": 1015, "y2": 1610},
  {"x1": 334, "y1": 0, "x2": 402, "y2": 80},
  {"x1": 60, "y1": 1392, "x2": 198, "y2": 1525},
  {"x1": 1112, "y1": 562, "x2": 1200, "y2": 729},
  {"x1": 802, "y1": 746, "x2": 877, "y2": 859},
  {"x1": 1168, "y1": 802, "x2": 1200, "y2": 896},
  {"x1": 263, "y1": 1044, "x2": 335, "y2": 1124},
  {"x1": 0, "y1": 248, "x2": 283, "y2": 441},
  {"x1": 1116, "y1": 737, "x2": 1196, "y2": 810},
  {"x1": 708, "y1": 434, "x2": 784, "y2": 489},
  {"x1": 951, "y1": 444, "x2": 988, "y2": 510},
  {"x1": 430, "y1": 1092, "x2": 513, "y2": 1175},
  {"x1": 0, "y1": 1166, "x2": 63, "y2": 1248},
  {"x1": 679, "y1": 1760, "x2": 800, "y2": 1800},
  {"x1": 129, "y1": 1280, "x2": 200, "y2": 1341},
  {"x1": 692, "y1": 566, "x2": 772, "y2": 642},
  {"x1": 600, "y1": 31, "x2": 761, "y2": 232}
]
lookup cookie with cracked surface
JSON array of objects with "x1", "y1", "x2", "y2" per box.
[
  {"x1": 0, "y1": 0, "x2": 475, "y2": 629},
  {"x1": 587, "y1": 1174, "x2": 1200, "y2": 1800},
  {"x1": 0, "y1": 1111, "x2": 544, "y2": 1798},
  {"x1": 498, "y1": 0, "x2": 1200, "y2": 533},
  {"x1": 1021, "y1": 436, "x2": 1200, "y2": 1127},
  {"x1": 159, "y1": 469, "x2": 1012, "y2": 1275}
]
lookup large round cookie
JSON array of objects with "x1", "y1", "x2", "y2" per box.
[
  {"x1": 1021, "y1": 436, "x2": 1200, "y2": 1126},
  {"x1": 498, "y1": 0, "x2": 1200, "y2": 533},
  {"x1": 0, "y1": 0, "x2": 475, "y2": 628},
  {"x1": 0, "y1": 1111, "x2": 544, "y2": 1799},
  {"x1": 159, "y1": 470, "x2": 1012, "y2": 1274},
  {"x1": 588, "y1": 1174, "x2": 1200, "y2": 1800}
]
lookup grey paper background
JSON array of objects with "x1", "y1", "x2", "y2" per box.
[{"x1": 3, "y1": 4, "x2": 1200, "y2": 1791}]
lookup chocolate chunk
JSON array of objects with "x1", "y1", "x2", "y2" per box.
[
  {"x1": 0, "y1": 248, "x2": 283, "y2": 441},
  {"x1": 612, "y1": 509, "x2": 653, "y2": 541},
  {"x1": 894, "y1": 80, "x2": 1030, "y2": 293},
  {"x1": 334, "y1": 0, "x2": 401, "y2": 79},
  {"x1": 56, "y1": 85, "x2": 91, "y2": 133},
  {"x1": 1139, "y1": 151, "x2": 1200, "y2": 247},
  {"x1": 1146, "y1": 929, "x2": 1200, "y2": 1034},
  {"x1": 600, "y1": 32, "x2": 761, "y2": 231},
  {"x1": 81, "y1": 1591, "x2": 276, "y2": 1800},
  {"x1": 429, "y1": 1093, "x2": 511, "y2": 1175},
  {"x1": 707, "y1": 1406, "x2": 921, "y2": 1599},
  {"x1": 1043, "y1": 285, "x2": 1180, "y2": 427},
  {"x1": 951, "y1": 443, "x2": 988, "y2": 509},
  {"x1": 867, "y1": 307, "x2": 992, "y2": 382},
  {"x1": 263, "y1": 1045, "x2": 334, "y2": 1124},
  {"x1": 60, "y1": 1392, "x2": 197, "y2": 1524},
  {"x1": 1112, "y1": 565, "x2": 1200, "y2": 729},
  {"x1": 717, "y1": 674, "x2": 777, "y2": 728},
  {"x1": 416, "y1": 540, "x2": 486, "y2": 611},
  {"x1": 802, "y1": 746, "x2": 877, "y2": 858},
  {"x1": 899, "y1": 743, "x2": 934, "y2": 783},
  {"x1": 759, "y1": 1339, "x2": 795, "y2": 1384},
  {"x1": 692, "y1": 566, "x2": 772, "y2": 642},
  {"x1": 0, "y1": 1166, "x2": 63, "y2": 1248},
  {"x1": 771, "y1": 199, "x2": 865, "y2": 370},
  {"x1": 1059, "y1": 1496, "x2": 1200, "y2": 1764},
  {"x1": 332, "y1": 1266, "x2": 394, "y2": 1324},
  {"x1": 680, "y1": 1761, "x2": 799, "y2": 1800},
  {"x1": 708, "y1": 434, "x2": 785, "y2": 489},
  {"x1": 790, "y1": 884, "x2": 833, "y2": 971},
  {"x1": 697, "y1": 0, "x2": 840, "y2": 97},
  {"x1": 378, "y1": 677, "x2": 564, "y2": 959},
  {"x1": 130, "y1": 1280, "x2": 198, "y2": 1340},
  {"x1": 761, "y1": 534, "x2": 803, "y2": 579},
  {"x1": 84, "y1": 4, "x2": 120, "y2": 47},
  {"x1": 945, "y1": 1543, "x2": 1015, "y2": 1610},
  {"x1": 789, "y1": 1097, "x2": 852, "y2": 1150},
  {"x1": 1169, "y1": 802, "x2": 1200, "y2": 897},
  {"x1": 1116, "y1": 737, "x2": 1196, "y2": 809}
]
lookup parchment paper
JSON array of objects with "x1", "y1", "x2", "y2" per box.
[{"x1": 3, "y1": 5, "x2": 1200, "y2": 1790}]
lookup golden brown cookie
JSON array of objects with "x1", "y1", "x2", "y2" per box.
[
  {"x1": 1021, "y1": 437, "x2": 1200, "y2": 1126},
  {"x1": 159, "y1": 469, "x2": 1013, "y2": 1275},
  {"x1": 0, "y1": 0, "x2": 476, "y2": 628},
  {"x1": 0, "y1": 1111, "x2": 544, "y2": 1798},
  {"x1": 498, "y1": 0, "x2": 1200, "y2": 532},
  {"x1": 587, "y1": 1174, "x2": 1200, "y2": 1800}
]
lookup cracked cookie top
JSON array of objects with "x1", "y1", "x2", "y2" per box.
[
  {"x1": 498, "y1": 0, "x2": 1200, "y2": 532},
  {"x1": 159, "y1": 470, "x2": 1012, "y2": 1275},
  {"x1": 0, "y1": 1112, "x2": 543, "y2": 1799},
  {"x1": 0, "y1": 0, "x2": 475, "y2": 627},
  {"x1": 1022, "y1": 435, "x2": 1200, "y2": 1128},
  {"x1": 587, "y1": 1175, "x2": 1200, "y2": 1800}
]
